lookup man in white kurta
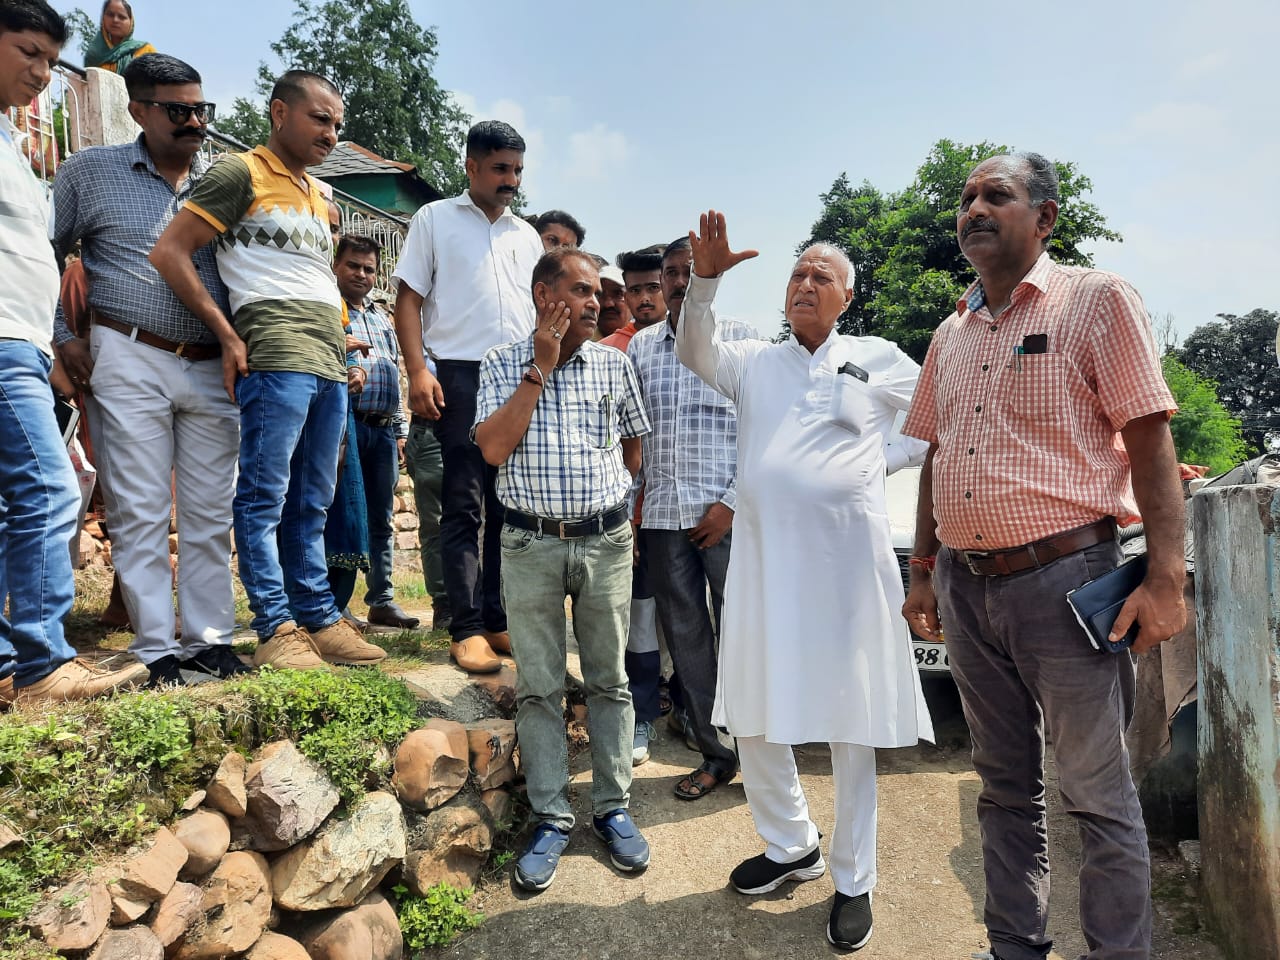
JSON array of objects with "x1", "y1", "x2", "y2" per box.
[{"x1": 676, "y1": 211, "x2": 933, "y2": 953}]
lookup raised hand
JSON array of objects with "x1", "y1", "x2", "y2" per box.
[
  {"x1": 532, "y1": 298, "x2": 571, "y2": 373},
  {"x1": 689, "y1": 209, "x2": 759, "y2": 279}
]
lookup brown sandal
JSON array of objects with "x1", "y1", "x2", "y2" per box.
[{"x1": 674, "y1": 760, "x2": 736, "y2": 801}]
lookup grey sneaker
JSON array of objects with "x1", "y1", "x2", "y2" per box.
[{"x1": 632, "y1": 720, "x2": 656, "y2": 766}]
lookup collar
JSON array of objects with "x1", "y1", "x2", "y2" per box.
[
  {"x1": 129, "y1": 133, "x2": 208, "y2": 180},
  {"x1": 787, "y1": 324, "x2": 840, "y2": 357},
  {"x1": 524, "y1": 333, "x2": 591, "y2": 367},
  {"x1": 454, "y1": 190, "x2": 519, "y2": 222},
  {"x1": 252, "y1": 144, "x2": 312, "y2": 188},
  {"x1": 957, "y1": 251, "x2": 1054, "y2": 317}
]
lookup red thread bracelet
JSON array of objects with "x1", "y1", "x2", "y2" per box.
[{"x1": 908, "y1": 555, "x2": 936, "y2": 572}]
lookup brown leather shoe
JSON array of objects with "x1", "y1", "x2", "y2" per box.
[
  {"x1": 367, "y1": 602, "x2": 420, "y2": 630},
  {"x1": 450, "y1": 635, "x2": 502, "y2": 674},
  {"x1": 12, "y1": 658, "x2": 146, "y2": 704},
  {"x1": 0, "y1": 673, "x2": 14, "y2": 707},
  {"x1": 310, "y1": 618, "x2": 388, "y2": 665},
  {"x1": 483, "y1": 629, "x2": 512, "y2": 655},
  {"x1": 253, "y1": 622, "x2": 327, "y2": 670}
]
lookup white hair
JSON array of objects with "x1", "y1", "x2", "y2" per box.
[{"x1": 796, "y1": 244, "x2": 855, "y2": 289}]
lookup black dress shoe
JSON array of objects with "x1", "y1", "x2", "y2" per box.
[
  {"x1": 367, "y1": 602, "x2": 420, "y2": 629},
  {"x1": 431, "y1": 599, "x2": 452, "y2": 632}
]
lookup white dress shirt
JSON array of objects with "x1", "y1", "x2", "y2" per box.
[
  {"x1": 0, "y1": 115, "x2": 59, "y2": 355},
  {"x1": 392, "y1": 192, "x2": 544, "y2": 362}
]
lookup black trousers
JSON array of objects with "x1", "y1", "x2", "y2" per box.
[{"x1": 434, "y1": 360, "x2": 505, "y2": 640}]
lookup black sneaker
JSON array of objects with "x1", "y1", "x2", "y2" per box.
[
  {"x1": 827, "y1": 891, "x2": 873, "y2": 951},
  {"x1": 729, "y1": 846, "x2": 826, "y2": 895},
  {"x1": 146, "y1": 655, "x2": 190, "y2": 688},
  {"x1": 182, "y1": 644, "x2": 251, "y2": 680}
]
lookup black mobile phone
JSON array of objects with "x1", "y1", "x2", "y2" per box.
[
  {"x1": 1022, "y1": 333, "x2": 1048, "y2": 355},
  {"x1": 837, "y1": 361, "x2": 869, "y2": 382}
]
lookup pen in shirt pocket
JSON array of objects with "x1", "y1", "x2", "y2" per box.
[{"x1": 600, "y1": 393, "x2": 613, "y2": 448}]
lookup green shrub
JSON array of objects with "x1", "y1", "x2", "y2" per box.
[{"x1": 394, "y1": 883, "x2": 482, "y2": 952}]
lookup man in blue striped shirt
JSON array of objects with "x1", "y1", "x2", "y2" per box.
[
  {"x1": 50, "y1": 52, "x2": 244, "y2": 688},
  {"x1": 333, "y1": 234, "x2": 418, "y2": 630},
  {"x1": 473, "y1": 247, "x2": 652, "y2": 893}
]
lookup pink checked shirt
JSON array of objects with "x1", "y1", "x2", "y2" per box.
[{"x1": 902, "y1": 253, "x2": 1175, "y2": 551}]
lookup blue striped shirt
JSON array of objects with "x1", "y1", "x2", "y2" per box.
[
  {"x1": 475, "y1": 336, "x2": 651, "y2": 519},
  {"x1": 51, "y1": 135, "x2": 228, "y2": 345},
  {"x1": 346, "y1": 300, "x2": 406, "y2": 437}
]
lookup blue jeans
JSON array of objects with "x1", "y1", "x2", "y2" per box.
[
  {"x1": 0, "y1": 341, "x2": 79, "y2": 686},
  {"x1": 501, "y1": 519, "x2": 635, "y2": 829},
  {"x1": 353, "y1": 419, "x2": 398, "y2": 607},
  {"x1": 234, "y1": 372, "x2": 346, "y2": 639}
]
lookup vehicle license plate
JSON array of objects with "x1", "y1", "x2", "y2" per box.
[{"x1": 912, "y1": 640, "x2": 950, "y2": 672}]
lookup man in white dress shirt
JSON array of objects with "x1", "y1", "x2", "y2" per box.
[
  {"x1": 393, "y1": 120, "x2": 544, "y2": 674},
  {"x1": 676, "y1": 211, "x2": 933, "y2": 952}
]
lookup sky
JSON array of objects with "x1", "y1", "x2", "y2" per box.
[{"x1": 98, "y1": 0, "x2": 1279, "y2": 341}]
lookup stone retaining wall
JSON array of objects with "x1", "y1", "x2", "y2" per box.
[{"x1": 23, "y1": 719, "x2": 518, "y2": 960}]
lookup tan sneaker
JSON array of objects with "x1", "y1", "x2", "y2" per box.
[
  {"x1": 450, "y1": 634, "x2": 502, "y2": 674},
  {"x1": 12, "y1": 658, "x2": 146, "y2": 705},
  {"x1": 310, "y1": 618, "x2": 388, "y2": 665},
  {"x1": 483, "y1": 630, "x2": 512, "y2": 655},
  {"x1": 253, "y1": 622, "x2": 327, "y2": 670}
]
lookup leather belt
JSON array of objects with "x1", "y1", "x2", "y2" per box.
[
  {"x1": 505, "y1": 503, "x2": 629, "y2": 540},
  {"x1": 410, "y1": 414, "x2": 435, "y2": 429},
  {"x1": 354, "y1": 411, "x2": 396, "y2": 428},
  {"x1": 958, "y1": 518, "x2": 1117, "y2": 577},
  {"x1": 93, "y1": 312, "x2": 220, "y2": 361}
]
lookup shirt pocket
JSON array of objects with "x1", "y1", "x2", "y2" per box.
[
  {"x1": 572, "y1": 394, "x2": 615, "y2": 449},
  {"x1": 829, "y1": 373, "x2": 877, "y2": 435},
  {"x1": 1008, "y1": 353, "x2": 1065, "y2": 423}
]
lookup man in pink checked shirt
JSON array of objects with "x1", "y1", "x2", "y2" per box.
[{"x1": 902, "y1": 152, "x2": 1186, "y2": 960}]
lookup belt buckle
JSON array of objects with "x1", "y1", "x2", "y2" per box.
[
  {"x1": 964, "y1": 551, "x2": 991, "y2": 576},
  {"x1": 174, "y1": 342, "x2": 187, "y2": 358},
  {"x1": 558, "y1": 520, "x2": 572, "y2": 540}
]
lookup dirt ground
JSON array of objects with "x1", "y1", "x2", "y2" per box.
[{"x1": 445, "y1": 678, "x2": 1221, "y2": 960}]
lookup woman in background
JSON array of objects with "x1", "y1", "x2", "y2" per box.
[{"x1": 84, "y1": 0, "x2": 155, "y2": 73}]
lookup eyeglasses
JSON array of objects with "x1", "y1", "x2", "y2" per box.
[{"x1": 137, "y1": 100, "x2": 217, "y2": 125}]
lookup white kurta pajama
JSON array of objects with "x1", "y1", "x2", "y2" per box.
[{"x1": 677, "y1": 272, "x2": 933, "y2": 897}]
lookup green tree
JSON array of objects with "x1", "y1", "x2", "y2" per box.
[
  {"x1": 1177, "y1": 308, "x2": 1279, "y2": 453},
  {"x1": 1161, "y1": 354, "x2": 1248, "y2": 474},
  {"x1": 798, "y1": 139, "x2": 1121, "y2": 361},
  {"x1": 212, "y1": 97, "x2": 271, "y2": 148},
  {"x1": 215, "y1": 0, "x2": 471, "y2": 196},
  {"x1": 64, "y1": 7, "x2": 95, "y2": 61}
]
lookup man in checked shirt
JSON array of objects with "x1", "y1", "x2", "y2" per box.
[
  {"x1": 902, "y1": 153, "x2": 1186, "y2": 960},
  {"x1": 473, "y1": 247, "x2": 652, "y2": 893},
  {"x1": 51, "y1": 53, "x2": 246, "y2": 687},
  {"x1": 628, "y1": 236, "x2": 758, "y2": 799},
  {"x1": 331, "y1": 234, "x2": 419, "y2": 631}
]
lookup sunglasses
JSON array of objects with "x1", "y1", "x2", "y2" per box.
[{"x1": 137, "y1": 100, "x2": 217, "y2": 125}]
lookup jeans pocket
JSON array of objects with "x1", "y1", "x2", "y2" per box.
[
  {"x1": 499, "y1": 523, "x2": 537, "y2": 555},
  {"x1": 601, "y1": 519, "x2": 634, "y2": 549}
]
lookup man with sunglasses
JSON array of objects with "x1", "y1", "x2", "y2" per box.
[{"x1": 50, "y1": 52, "x2": 247, "y2": 686}]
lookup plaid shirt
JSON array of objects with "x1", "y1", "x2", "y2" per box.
[
  {"x1": 902, "y1": 253, "x2": 1175, "y2": 551},
  {"x1": 51, "y1": 135, "x2": 228, "y2": 345},
  {"x1": 346, "y1": 300, "x2": 406, "y2": 438},
  {"x1": 475, "y1": 336, "x2": 651, "y2": 519},
  {"x1": 627, "y1": 318, "x2": 758, "y2": 529}
]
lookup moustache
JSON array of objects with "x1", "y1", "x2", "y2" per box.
[
  {"x1": 962, "y1": 218, "x2": 997, "y2": 238},
  {"x1": 497, "y1": 186, "x2": 517, "y2": 195},
  {"x1": 176, "y1": 129, "x2": 208, "y2": 140}
]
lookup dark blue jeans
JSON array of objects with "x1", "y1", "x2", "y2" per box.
[
  {"x1": 353, "y1": 419, "x2": 398, "y2": 607},
  {"x1": 645, "y1": 528, "x2": 737, "y2": 771},
  {"x1": 234, "y1": 371, "x2": 346, "y2": 639},
  {"x1": 435, "y1": 360, "x2": 505, "y2": 640},
  {"x1": 0, "y1": 342, "x2": 79, "y2": 686}
]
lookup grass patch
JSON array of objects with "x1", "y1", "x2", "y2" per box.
[{"x1": 394, "y1": 882, "x2": 483, "y2": 952}]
